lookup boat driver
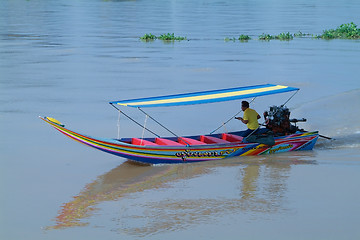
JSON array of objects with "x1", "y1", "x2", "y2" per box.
[{"x1": 235, "y1": 101, "x2": 260, "y2": 137}]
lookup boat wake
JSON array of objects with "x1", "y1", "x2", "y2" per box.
[
  {"x1": 315, "y1": 133, "x2": 360, "y2": 150},
  {"x1": 291, "y1": 89, "x2": 360, "y2": 150}
]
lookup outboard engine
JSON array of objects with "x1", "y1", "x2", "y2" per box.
[{"x1": 264, "y1": 105, "x2": 305, "y2": 135}]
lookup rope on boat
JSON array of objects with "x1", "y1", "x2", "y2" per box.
[
  {"x1": 210, "y1": 97, "x2": 257, "y2": 134},
  {"x1": 140, "y1": 114, "x2": 149, "y2": 145},
  {"x1": 117, "y1": 110, "x2": 121, "y2": 139},
  {"x1": 137, "y1": 108, "x2": 192, "y2": 145},
  {"x1": 138, "y1": 107, "x2": 180, "y2": 138},
  {"x1": 210, "y1": 110, "x2": 243, "y2": 135},
  {"x1": 110, "y1": 103, "x2": 160, "y2": 138},
  {"x1": 110, "y1": 103, "x2": 193, "y2": 145},
  {"x1": 223, "y1": 123, "x2": 228, "y2": 134}
]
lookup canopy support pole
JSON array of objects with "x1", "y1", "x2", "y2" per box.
[
  {"x1": 110, "y1": 103, "x2": 160, "y2": 138},
  {"x1": 138, "y1": 107, "x2": 180, "y2": 138},
  {"x1": 210, "y1": 97, "x2": 256, "y2": 134},
  {"x1": 281, "y1": 90, "x2": 299, "y2": 107},
  {"x1": 140, "y1": 114, "x2": 149, "y2": 145},
  {"x1": 137, "y1": 108, "x2": 193, "y2": 146},
  {"x1": 117, "y1": 110, "x2": 121, "y2": 139}
]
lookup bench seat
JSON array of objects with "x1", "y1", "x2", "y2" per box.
[
  {"x1": 155, "y1": 138, "x2": 183, "y2": 146},
  {"x1": 132, "y1": 138, "x2": 158, "y2": 146},
  {"x1": 221, "y1": 133, "x2": 244, "y2": 142},
  {"x1": 178, "y1": 137, "x2": 207, "y2": 145},
  {"x1": 200, "y1": 135, "x2": 230, "y2": 144}
]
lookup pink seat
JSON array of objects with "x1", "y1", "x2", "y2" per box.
[
  {"x1": 178, "y1": 137, "x2": 207, "y2": 145},
  {"x1": 155, "y1": 138, "x2": 183, "y2": 146},
  {"x1": 132, "y1": 138, "x2": 158, "y2": 146},
  {"x1": 200, "y1": 135, "x2": 230, "y2": 144},
  {"x1": 221, "y1": 133, "x2": 244, "y2": 142}
]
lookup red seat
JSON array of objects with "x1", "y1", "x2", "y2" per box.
[
  {"x1": 155, "y1": 138, "x2": 183, "y2": 146},
  {"x1": 221, "y1": 133, "x2": 244, "y2": 142},
  {"x1": 132, "y1": 138, "x2": 158, "y2": 146},
  {"x1": 178, "y1": 137, "x2": 207, "y2": 145},
  {"x1": 200, "y1": 135, "x2": 230, "y2": 144}
]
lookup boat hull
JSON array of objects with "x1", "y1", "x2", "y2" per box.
[{"x1": 41, "y1": 117, "x2": 319, "y2": 164}]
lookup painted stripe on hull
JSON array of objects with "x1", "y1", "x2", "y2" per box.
[{"x1": 41, "y1": 117, "x2": 319, "y2": 164}]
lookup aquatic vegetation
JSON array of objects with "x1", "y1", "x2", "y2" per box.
[
  {"x1": 238, "y1": 34, "x2": 251, "y2": 41},
  {"x1": 259, "y1": 32, "x2": 293, "y2": 41},
  {"x1": 158, "y1": 33, "x2": 186, "y2": 41},
  {"x1": 275, "y1": 32, "x2": 293, "y2": 41},
  {"x1": 140, "y1": 33, "x2": 157, "y2": 41},
  {"x1": 140, "y1": 33, "x2": 186, "y2": 41},
  {"x1": 293, "y1": 31, "x2": 311, "y2": 37},
  {"x1": 224, "y1": 37, "x2": 236, "y2": 42},
  {"x1": 317, "y1": 22, "x2": 360, "y2": 39},
  {"x1": 141, "y1": 23, "x2": 359, "y2": 43},
  {"x1": 258, "y1": 33, "x2": 274, "y2": 41},
  {"x1": 224, "y1": 35, "x2": 251, "y2": 42}
]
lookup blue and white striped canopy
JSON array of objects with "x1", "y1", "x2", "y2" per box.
[{"x1": 110, "y1": 84, "x2": 299, "y2": 108}]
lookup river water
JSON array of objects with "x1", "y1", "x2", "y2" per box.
[{"x1": 1, "y1": 0, "x2": 360, "y2": 239}]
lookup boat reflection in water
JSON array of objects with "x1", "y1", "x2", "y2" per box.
[{"x1": 47, "y1": 152, "x2": 316, "y2": 235}]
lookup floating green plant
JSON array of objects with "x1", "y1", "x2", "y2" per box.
[
  {"x1": 275, "y1": 32, "x2": 293, "y2": 41},
  {"x1": 141, "y1": 22, "x2": 359, "y2": 43},
  {"x1": 317, "y1": 22, "x2": 360, "y2": 39},
  {"x1": 294, "y1": 31, "x2": 311, "y2": 37},
  {"x1": 238, "y1": 34, "x2": 251, "y2": 41},
  {"x1": 224, "y1": 37, "x2": 236, "y2": 42},
  {"x1": 258, "y1": 33, "x2": 274, "y2": 41},
  {"x1": 224, "y1": 35, "x2": 251, "y2": 42},
  {"x1": 258, "y1": 32, "x2": 293, "y2": 41},
  {"x1": 158, "y1": 33, "x2": 186, "y2": 41},
  {"x1": 140, "y1": 33, "x2": 157, "y2": 41}
]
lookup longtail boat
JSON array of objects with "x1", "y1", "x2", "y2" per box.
[{"x1": 40, "y1": 84, "x2": 319, "y2": 164}]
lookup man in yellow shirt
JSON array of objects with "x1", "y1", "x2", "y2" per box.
[{"x1": 235, "y1": 101, "x2": 260, "y2": 137}]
